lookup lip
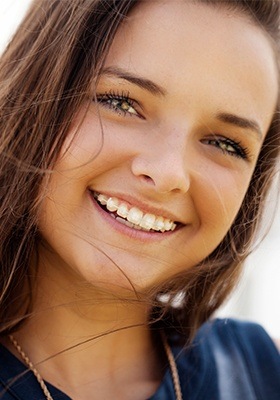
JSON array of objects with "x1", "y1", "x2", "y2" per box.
[
  {"x1": 88, "y1": 190, "x2": 183, "y2": 241},
  {"x1": 89, "y1": 189, "x2": 183, "y2": 224}
]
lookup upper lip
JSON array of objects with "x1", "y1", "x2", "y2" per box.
[{"x1": 89, "y1": 189, "x2": 185, "y2": 224}]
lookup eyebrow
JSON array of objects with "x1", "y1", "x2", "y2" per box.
[
  {"x1": 216, "y1": 112, "x2": 262, "y2": 139},
  {"x1": 100, "y1": 67, "x2": 263, "y2": 138},
  {"x1": 101, "y1": 66, "x2": 167, "y2": 96}
]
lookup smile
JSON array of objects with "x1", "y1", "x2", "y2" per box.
[{"x1": 92, "y1": 192, "x2": 177, "y2": 233}]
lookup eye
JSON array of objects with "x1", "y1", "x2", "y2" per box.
[
  {"x1": 202, "y1": 137, "x2": 249, "y2": 159},
  {"x1": 95, "y1": 91, "x2": 142, "y2": 118}
]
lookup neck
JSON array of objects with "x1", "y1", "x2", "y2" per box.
[{"x1": 6, "y1": 262, "x2": 164, "y2": 400}]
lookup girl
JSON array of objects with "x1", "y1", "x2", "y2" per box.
[{"x1": 0, "y1": 0, "x2": 279, "y2": 399}]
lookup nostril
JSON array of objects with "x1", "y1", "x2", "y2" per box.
[{"x1": 141, "y1": 174, "x2": 155, "y2": 185}]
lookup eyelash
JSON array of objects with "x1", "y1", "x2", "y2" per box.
[
  {"x1": 95, "y1": 91, "x2": 250, "y2": 160},
  {"x1": 203, "y1": 137, "x2": 249, "y2": 159},
  {"x1": 95, "y1": 90, "x2": 141, "y2": 118}
]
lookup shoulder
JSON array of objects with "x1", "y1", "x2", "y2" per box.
[
  {"x1": 172, "y1": 318, "x2": 280, "y2": 400},
  {"x1": 197, "y1": 318, "x2": 280, "y2": 362},
  {"x1": 197, "y1": 317, "x2": 279, "y2": 349}
]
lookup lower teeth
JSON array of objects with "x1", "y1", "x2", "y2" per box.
[
  {"x1": 116, "y1": 216, "x2": 134, "y2": 229},
  {"x1": 115, "y1": 216, "x2": 150, "y2": 231}
]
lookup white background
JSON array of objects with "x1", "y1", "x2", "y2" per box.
[{"x1": 1, "y1": 0, "x2": 279, "y2": 338}]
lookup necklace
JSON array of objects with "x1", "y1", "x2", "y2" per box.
[
  {"x1": 9, "y1": 333, "x2": 183, "y2": 400},
  {"x1": 9, "y1": 335, "x2": 53, "y2": 400},
  {"x1": 160, "y1": 331, "x2": 183, "y2": 400}
]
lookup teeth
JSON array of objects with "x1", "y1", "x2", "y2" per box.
[
  {"x1": 154, "y1": 216, "x2": 165, "y2": 231},
  {"x1": 116, "y1": 217, "x2": 134, "y2": 229},
  {"x1": 97, "y1": 194, "x2": 108, "y2": 205},
  {"x1": 139, "y1": 213, "x2": 156, "y2": 230},
  {"x1": 164, "y1": 219, "x2": 173, "y2": 231},
  {"x1": 94, "y1": 192, "x2": 177, "y2": 232},
  {"x1": 106, "y1": 197, "x2": 119, "y2": 212},
  {"x1": 117, "y1": 203, "x2": 129, "y2": 218},
  {"x1": 127, "y1": 207, "x2": 143, "y2": 225}
]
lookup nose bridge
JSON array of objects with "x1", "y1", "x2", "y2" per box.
[{"x1": 131, "y1": 128, "x2": 191, "y2": 194}]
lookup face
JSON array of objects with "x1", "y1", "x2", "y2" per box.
[{"x1": 38, "y1": 1, "x2": 277, "y2": 294}]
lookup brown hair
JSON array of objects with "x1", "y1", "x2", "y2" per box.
[{"x1": 0, "y1": 0, "x2": 279, "y2": 343}]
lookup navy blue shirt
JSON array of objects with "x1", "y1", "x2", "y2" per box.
[{"x1": 0, "y1": 319, "x2": 279, "y2": 399}]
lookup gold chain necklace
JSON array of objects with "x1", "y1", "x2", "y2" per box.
[{"x1": 9, "y1": 333, "x2": 183, "y2": 400}]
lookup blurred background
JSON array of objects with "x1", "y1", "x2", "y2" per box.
[{"x1": 0, "y1": 0, "x2": 279, "y2": 338}]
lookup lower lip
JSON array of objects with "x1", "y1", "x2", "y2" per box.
[{"x1": 88, "y1": 191, "x2": 178, "y2": 241}]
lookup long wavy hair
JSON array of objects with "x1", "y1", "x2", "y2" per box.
[{"x1": 0, "y1": 0, "x2": 279, "y2": 344}]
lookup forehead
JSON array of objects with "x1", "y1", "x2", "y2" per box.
[{"x1": 104, "y1": 0, "x2": 278, "y2": 135}]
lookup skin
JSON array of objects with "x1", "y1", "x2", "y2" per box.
[
  {"x1": 37, "y1": 4, "x2": 277, "y2": 292},
  {"x1": 8, "y1": 1, "x2": 278, "y2": 399}
]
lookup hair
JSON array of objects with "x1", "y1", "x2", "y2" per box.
[{"x1": 0, "y1": 0, "x2": 279, "y2": 344}]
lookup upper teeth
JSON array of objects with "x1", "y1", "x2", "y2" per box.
[{"x1": 95, "y1": 193, "x2": 177, "y2": 232}]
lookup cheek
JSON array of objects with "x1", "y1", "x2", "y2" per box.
[
  {"x1": 59, "y1": 108, "x2": 104, "y2": 168},
  {"x1": 57, "y1": 112, "x2": 131, "y2": 177},
  {"x1": 195, "y1": 166, "x2": 252, "y2": 237}
]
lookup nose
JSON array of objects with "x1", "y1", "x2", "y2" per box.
[{"x1": 131, "y1": 142, "x2": 190, "y2": 194}]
